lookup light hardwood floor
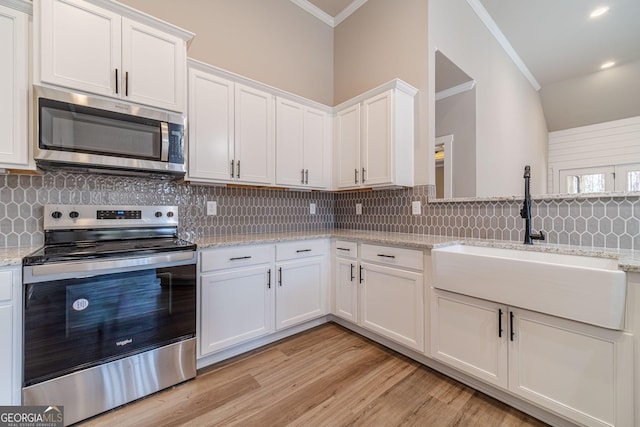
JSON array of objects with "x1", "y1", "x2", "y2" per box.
[{"x1": 80, "y1": 323, "x2": 548, "y2": 427}]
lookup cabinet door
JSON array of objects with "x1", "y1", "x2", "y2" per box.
[
  {"x1": 40, "y1": 0, "x2": 121, "y2": 97},
  {"x1": 200, "y1": 266, "x2": 273, "y2": 356},
  {"x1": 509, "y1": 308, "x2": 634, "y2": 427},
  {"x1": 335, "y1": 104, "x2": 360, "y2": 189},
  {"x1": 0, "y1": 4, "x2": 28, "y2": 167},
  {"x1": 188, "y1": 69, "x2": 234, "y2": 181},
  {"x1": 276, "y1": 257, "x2": 326, "y2": 330},
  {"x1": 275, "y1": 98, "x2": 304, "y2": 187},
  {"x1": 0, "y1": 303, "x2": 12, "y2": 404},
  {"x1": 303, "y1": 106, "x2": 329, "y2": 189},
  {"x1": 360, "y1": 263, "x2": 424, "y2": 351},
  {"x1": 334, "y1": 257, "x2": 358, "y2": 323},
  {"x1": 234, "y1": 84, "x2": 275, "y2": 185},
  {"x1": 430, "y1": 289, "x2": 508, "y2": 388},
  {"x1": 361, "y1": 90, "x2": 393, "y2": 186},
  {"x1": 121, "y1": 17, "x2": 185, "y2": 112}
]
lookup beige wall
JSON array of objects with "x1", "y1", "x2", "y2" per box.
[
  {"x1": 118, "y1": 0, "x2": 334, "y2": 105},
  {"x1": 334, "y1": 0, "x2": 429, "y2": 184},
  {"x1": 430, "y1": 0, "x2": 548, "y2": 197}
]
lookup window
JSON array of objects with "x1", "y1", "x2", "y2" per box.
[{"x1": 559, "y1": 163, "x2": 640, "y2": 194}]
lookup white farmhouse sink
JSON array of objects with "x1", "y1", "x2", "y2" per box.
[{"x1": 432, "y1": 244, "x2": 627, "y2": 329}]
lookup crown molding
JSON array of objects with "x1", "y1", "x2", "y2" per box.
[
  {"x1": 290, "y1": 0, "x2": 368, "y2": 28},
  {"x1": 435, "y1": 80, "x2": 476, "y2": 101},
  {"x1": 334, "y1": 0, "x2": 367, "y2": 26},
  {"x1": 465, "y1": 0, "x2": 541, "y2": 91}
]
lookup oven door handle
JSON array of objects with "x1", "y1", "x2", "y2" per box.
[{"x1": 24, "y1": 251, "x2": 196, "y2": 283}]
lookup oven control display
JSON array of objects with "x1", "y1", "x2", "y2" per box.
[{"x1": 96, "y1": 210, "x2": 142, "y2": 220}]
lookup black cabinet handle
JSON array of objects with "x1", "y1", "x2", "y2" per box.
[
  {"x1": 237, "y1": 160, "x2": 241, "y2": 178},
  {"x1": 362, "y1": 167, "x2": 366, "y2": 183},
  {"x1": 337, "y1": 247, "x2": 351, "y2": 252},
  {"x1": 498, "y1": 309, "x2": 503, "y2": 338},
  {"x1": 267, "y1": 269, "x2": 271, "y2": 289},
  {"x1": 115, "y1": 69, "x2": 119, "y2": 94},
  {"x1": 377, "y1": 254, "x2": 396, "y2": 259},
  {"x1": 510, "y1": 311, "x2": 515, "y2": 341},
  {"x1": 125, "y1": 71, "x2": 129, "y2": 96},
  {"x1": 354, "y1": 168, "x2": 359, "y2": 184},
  {"x1": 305, "y1": 169, "x2": 309, "y2": 184},
  {"x1": 296, "y1": 249, "x2": 312, "y2": 253},
  {"x1": 301, "y1": 169, "x2": 305, "y2": 184},
  {"x1": 230, "y1": 160, "x2": 235, "y2": 178},
  {"x1": 229, "y1": 256, "x2": 252, "y2": 261},
  {"x1": 359, "y1": 265, "x2": 364, "y2": 283},
  {"x1": 350, "y1": 263, "x2": 355, "y2": 282},
  {"x1": 278, "y1": 267, "x2": 282, "y2": 286}
]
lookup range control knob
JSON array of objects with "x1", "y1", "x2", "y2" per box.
[
  {"x1": 155, "y1": 211, "x2": 163, "y2": 218},
  {"x1": 51, "y1": 211, "x2": 62, "y2": 219},
  {"x1": 166, "y1": 211, "x2": 174, "y2": 218},
  {"x1": 69, "y1": 211, "x2": 80, "y2": 219}
]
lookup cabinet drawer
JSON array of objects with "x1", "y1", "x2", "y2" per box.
[
  {"x1": 0, "y1": 270, "x2": 13, "y2": 302},
  {"x1": 361, "y1": 244, "x2": 423, "y2": 271},
  {"x1": 276, "y1": 239, "x2": 327, "y2": 261},
  {"x1": 200, "y1": 245, "x2": 275, "y2": 272},
  {"x1": 334, "y1": 240, "x2": 357, "y2": 259}
]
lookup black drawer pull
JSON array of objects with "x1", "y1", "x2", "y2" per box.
[
  {"x1": 359, "y1": 265, "x2": 364, "y2": 283},
  {"x1": 229, "y1": 256, "x2": 252, "y2": 261},
  {"x1": 377, "y1": 254, "x2": 396, "y2": 259},
  {"x1": 296, "y1": 249, "x2": 312, "y2": 253},
  {"x1": 337, "y1": 247, "x2": 351, "y2": 251},
  {"x1": 510, "y1": 311, "x2": 515, "y2": 341},
  {"x1": 267, "y1": 269, "x2": 271, "y2": 289},
  {"x1": 498, "y1": 309, "x2": 503, "y2": 338},
  {"x1": 350, "y1": 263, "x2": 355, "y2": 281}
]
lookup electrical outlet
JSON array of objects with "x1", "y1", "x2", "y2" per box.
[
  {"x1": 356, "y1": 203, "x2": 363, "y2": 215},
  {"x1": 206, "y1": 201, "x2": 217, "y2": 216},
  {"x1": 310, "y1": 203, "x2": 316, "y2": 215},
  {"x1": 412, "y1": 201, "x2": 421, "y2": 215}
]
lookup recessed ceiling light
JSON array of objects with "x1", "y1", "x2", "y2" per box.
[
  {"x1": 590, "y1": 6, "x2": 609, "y2": 18},
  {"x1": 601, "y1": 61, "x2": 616, "y2": 69}
]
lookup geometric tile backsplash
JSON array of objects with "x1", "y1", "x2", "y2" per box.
[{"x1": 1, "y1": 171, "x2": 639, "y2": 250}]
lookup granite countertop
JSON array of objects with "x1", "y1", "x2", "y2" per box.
[
  {"x1": 3, "y1": 231, "x2": 640, "y2": 273},
  {"x1": 194, "y1": 229, "x2": 640, "y2": 273}
]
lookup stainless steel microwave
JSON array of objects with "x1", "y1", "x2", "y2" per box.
[{"x1": 34, "y1": 86, "x2": 186, "y2": 177}]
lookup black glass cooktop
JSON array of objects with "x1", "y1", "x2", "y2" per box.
[{"x1": 23, "y1": 236, "x2": 196, "y2": 266}]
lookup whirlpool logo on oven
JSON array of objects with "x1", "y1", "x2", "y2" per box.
[{"x1": 116, "y1": 339, "x2": 133, "y2": 347}]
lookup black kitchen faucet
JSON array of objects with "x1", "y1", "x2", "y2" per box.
[{"x1": 520, "y1": 165, "x2": 545, "y2": 244}]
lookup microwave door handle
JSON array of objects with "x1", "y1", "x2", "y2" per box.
[{"x1": 160, "y1": 122, "x2": 169, "y2": 161}]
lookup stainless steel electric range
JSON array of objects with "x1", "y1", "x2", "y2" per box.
[{"x1": 22, "y1": 205, "x2": 197, "y2": 426}]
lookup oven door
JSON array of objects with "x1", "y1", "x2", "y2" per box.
[{"x1": 22, "y1": 251, "x2": 196, "y2": 387}]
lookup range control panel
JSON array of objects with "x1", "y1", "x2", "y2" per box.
[{"x1": 44, "y1": 205, "x2": 179, "y2": 230}]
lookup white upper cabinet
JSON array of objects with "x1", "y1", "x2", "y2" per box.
[
  {"x1": 187, "y1": 62, "x2": 275, "y2": 185},
  {"x1": 0, "y1": 0, "x2": 30, "y2": 169},
  {"x1": 37, "y1": 0, "x2": 191, "y2": 112},
  {"x1": 334, "y1": 80, "x2": 417, "y2": 189},
  {"x1": 234, "y1": 83, "x2": 275, "y2": 186},
  {"x1": 188, "y1": 69, "x2": 234, "y2": 182},
  {"x1": 276, "y1": 98, "x2": 330, "y2": 189}
]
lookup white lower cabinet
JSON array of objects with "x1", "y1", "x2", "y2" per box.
[
  {"x1": 332, "y1": 241, "x2": 425, "y2": 352},
  {"x1": 199, "y1": 240, "x2": 328, "y2": 357},
  {"x1": 200, "y1": 265, "x2": 273, "y2": 355},
  {"x1": 0, "y1": 267, "x2": 21, "y2": 405},
  {"x1": 431, "y1": 288, "x2": 634, "y2": 427},
  {"x1": 275, "y1": 240, "x2": 329, "y2": 330}
]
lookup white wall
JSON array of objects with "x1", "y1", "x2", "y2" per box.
[
  {"x1": 436, "y1": 89, "x2": 476, "y2": 197},
  {"x1": 548, "y1": 116, "x2": 640, "y2": 193},
  {"x1": 541, "y1": 59, "x2": 640, "y2": 132},
  {"x1": 429, "y1": 0, "x2": 548, "y2": 197}
]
